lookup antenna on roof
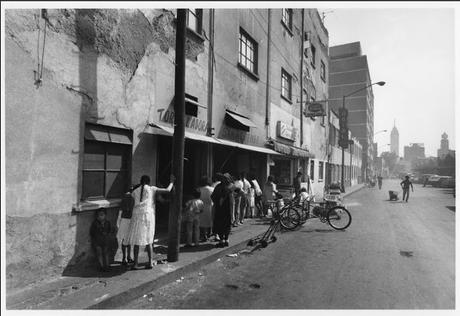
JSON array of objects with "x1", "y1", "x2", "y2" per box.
[{"x1": 321, "y1": 10, "x2": 334, "y2": 23}]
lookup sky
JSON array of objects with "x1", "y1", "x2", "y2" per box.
[{"x1": 320, "y1": 7, "x2": 456, "y2": 157}]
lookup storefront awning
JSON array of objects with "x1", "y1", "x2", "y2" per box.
[
  {"x1": 217, "y1": 138, "x2": 281, "y2": 155},
  {"x1": 85, "y1": 123, "x2": 132, "y2": 145},
  {"x1": 225, "y1": 110, "x2": 257, "y2": 128},
  {"x1": 148, "y1": 123, "x2": 222, "y2": 145},
  {"x1": 270, "y1": 140, "x2": 313, "y2": 158}
]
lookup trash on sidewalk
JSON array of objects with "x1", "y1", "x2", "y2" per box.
[
  {"x1": 238, "y1": 249, "x2": 252, "y2": 255},
  {"x1": 94, "y1": 293, "x2": 109, "y2": 302},
  {"x1": 175, "y1": 276, "x2": 185, "y2": 283}
]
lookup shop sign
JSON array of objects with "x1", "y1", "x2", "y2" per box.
[
  {"x1": 276, "y1": 121, "x2": 296, "y2": 141},
  {"x1": 304, "y1": 102, "x2": 326, "y2": 118},
  {"x1": 157, "y1": 109, "x2": 208, "y2": 133}
]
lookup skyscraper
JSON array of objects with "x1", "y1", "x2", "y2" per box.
[
  {"x1": 328, "y1": 42, "x2": 375, "y2": 180},
  {"x1": 390, "y1": 120, "x2": 399, "y2": 157}
]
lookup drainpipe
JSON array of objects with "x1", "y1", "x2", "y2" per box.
[
  {"x1": 206, "y1": 9, "x2": 215, "y2": 177},
  {"x1": 300, "y1": 9, "x2": 304, "y2": 147},
  {"x1": 265, "y1": 9, "x2": 272, "y2": 139}
]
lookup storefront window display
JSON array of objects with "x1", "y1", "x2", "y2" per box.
[{"x1": 270, "y1": 157, "x2": 293, "y2": 186}]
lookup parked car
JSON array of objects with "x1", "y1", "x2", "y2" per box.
[
  {"x1": 439, "y1": 177, "x2": 455, "y2": 188},
  {"x1": 427, "y1": 175, "x2": 441, "y2": 186},
  {"x1": 432, "y1": 176, "x2": 451, "y2": 187}
]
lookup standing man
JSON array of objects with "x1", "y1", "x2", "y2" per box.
[
  {"x1": 377, "y1": 175, "x2": 383, "y2": 190},
  {"x1": 400, "y1": 175, "x2": 414, "y2": 202},
  {"x1": 293, "y1": 171, "x2": 303, "y2": 197}
]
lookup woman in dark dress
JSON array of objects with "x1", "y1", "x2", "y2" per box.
[{"x1": 211, "y1": 173, "x2": 234, "y2": 248}]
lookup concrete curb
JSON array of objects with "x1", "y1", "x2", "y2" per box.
[
  {"x1": 87, "y1": 234, "x2": 257, "y2": 309},
  {"x1": 343, "y1": 184, "x2": 366, "y2": 198}
]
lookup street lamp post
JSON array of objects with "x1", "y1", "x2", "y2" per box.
[{"x1": 340, "y1": 81, "x2": 385, "y2": 192}]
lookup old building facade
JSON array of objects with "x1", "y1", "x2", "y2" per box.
[
  {"x1": 5, "y1": 8, "x2": 336, "y2": 289},
  {"x1": 328, "y1": 41, "x2": 376, "y2": 181}
]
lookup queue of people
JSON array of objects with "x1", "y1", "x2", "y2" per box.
[{"x1": 89, "y1": 171, "x2": 298, "y2": 272}]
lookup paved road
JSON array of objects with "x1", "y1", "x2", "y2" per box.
[{"x1": 122, "y1": 180, "x2": 455, "y2": 309}]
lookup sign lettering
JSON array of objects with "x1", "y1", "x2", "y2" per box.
[
  {"x1": 276, "y1": 121, "x2": 296, "y2": 141},
  {"x1": 157, "y1": 109, "x2": 208, "y2": 133}
]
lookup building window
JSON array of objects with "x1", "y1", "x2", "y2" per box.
[
  {"x1": 238, "y1": 28, "x2": 258, "y2": 78},
  {"x1": 187, "y1": 9, "x2": 203, "y2": 34},
  {"x1": 281, "y1": 68, "x2": 292, "y2": 102},
  {"x1": 185, "y1": 93, "x2": 199, "y2": 117},
  {"x1": 82, "y1": 124, "x2": 132, "y2": 200},
  {"x1": 320, "y1": 60, "x2": 326, "y2": 82},
  {"x1": 319, "y1": 161, "x2": 324, "y2": 181},
  {"x1": 310, "y1": 44, "x2": 316, "y2": 68},
  {"x1": 281, "y1": 9, "x2": 293, "y2": 32},
  {"x1": 310, "y1": 160, "x2": 315, "y2": 181}
]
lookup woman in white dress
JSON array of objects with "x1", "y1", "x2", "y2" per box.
[
  {"x1": 198, "y1": 177, "x2": 214, "y2": 241},
  {"x1": 126, "y1": 174, "x2": 174, "y2": 269}
]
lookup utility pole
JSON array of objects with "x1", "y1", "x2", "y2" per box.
[{"x1": 167, "y1": 9, "x2": 186, "y2": 262}]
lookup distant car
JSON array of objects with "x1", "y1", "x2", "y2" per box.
[
  {"x1": 439, "y1": 177, "x2": 455, "y2": 188},
  {"x1": 427, "y1": 175, "x2": 441, "y2": 186},
  {"x1": 432, "y1": 176, "x2": 451, "y2": 187}
]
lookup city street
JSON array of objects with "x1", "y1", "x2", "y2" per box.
[{"x1": 122, "y1": 180, "x2": 455, "y2": 309}]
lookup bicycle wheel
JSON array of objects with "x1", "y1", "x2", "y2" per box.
[
  {"x1": 326, "y1": 206, "x2": 352, "y2": 230},
  {"x1": 279, "y1": 207, "x2": 301, "y2": 230}
]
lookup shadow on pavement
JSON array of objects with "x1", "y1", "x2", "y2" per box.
[
  {"x1": 299, "y1": 228, "x2": 344, "y2": 233},
  {"x1": 62, "y1": 262, "x2": 127, "y2": 278},
  {"x1": 179, "y1": 244, "x2": 217, "y2": 252},
  {"x1": 446, "y1": 206, "x2": 455, "y2": 212}
]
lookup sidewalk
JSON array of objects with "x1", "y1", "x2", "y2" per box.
[
  {"x1": 6, "y1": 218, "x2": 271, "y2": 310},
  {"x1": 7, "y1": 183, "x2": 365, "y2": 310}
]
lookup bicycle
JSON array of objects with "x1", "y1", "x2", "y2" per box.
[
  {"x1": 291, "y1": 194, "x2": 352, "y2": 230},
  {"x1": 247, "y1": 198, "x2": 301, "y2": 248}
]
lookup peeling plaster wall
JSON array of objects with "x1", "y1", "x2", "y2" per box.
[{"x1": 5, "y1": 8, "x2": 208, "y2": 291}]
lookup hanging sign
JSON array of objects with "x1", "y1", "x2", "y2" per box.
[{"x1": 304, "y1": 101, "x2": 326, "y2": 117}]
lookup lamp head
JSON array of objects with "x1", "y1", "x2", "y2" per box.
[{"x1": 376, "y1": 81, "x2": 386, "y2": 86}]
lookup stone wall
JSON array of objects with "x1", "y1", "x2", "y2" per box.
[{"x1": 5, "y1": 8, "x2": 208, "y2": 291}]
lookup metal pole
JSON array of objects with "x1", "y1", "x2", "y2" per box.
[
  {"x1": 341, "y1": 95, "x2": 345, "y2": 192},
  {"x1": 167, "y1": 8, "x2": 186, "y2": 263},
  {"x1": 265, "y1": 9, "x2": 271, "y2": 138},
  {"x1": 206, "y1": 9, "x2": 215, "y2": 177},
  {"x1": 300, "y1": 9, "x2": 304, "y2": 146}
]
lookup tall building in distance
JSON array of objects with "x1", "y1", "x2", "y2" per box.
[
  {"x1": 437, "y1": 132, "x2": 455, "y2": 159},
  {"x1": 390, "y1": 120, "x2": 399, "y2": 157},
  {"x1": 329, "y1": 41, "x2": 375, "y2": 180},
  {"x1": 404, "y1": 143, "x2": 425, "y2": 162}
]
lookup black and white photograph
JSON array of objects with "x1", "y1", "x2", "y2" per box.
[{"x1": 1, "y1": 1, "x2": 457, "y2": 312}]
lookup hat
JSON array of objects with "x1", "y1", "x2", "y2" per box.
[{"x1": 216, "y1": 172, "x2": 233, "y2": 183}]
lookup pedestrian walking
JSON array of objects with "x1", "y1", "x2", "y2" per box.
[
  {"x1": 90, "y1": 208, "x2": 113, "y2": 272},
  {"x1": 183, "y1": 189, "x2": 204, "y2": 248},
  {"x1": 116, "y1": 186, "x2": 138, "y2": 266},
  {"x1": 198, "y1": 176, "x2": 214, "y2": 242},
  {"x1": 377, "y1": 175, "x2": 383, "y2": 190},
  {"x1": 293, "y1": 171, "x2": 302, "y2": 197},
  {"x1": 211, "y1": 173, "x2": 235, "y2": 248},
  {"x1": 126, "y1": 174, "x2": 174, "y2": 270},
  {"x1": 400, "y1": 175, "x2": 414, "y2": 202}
]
